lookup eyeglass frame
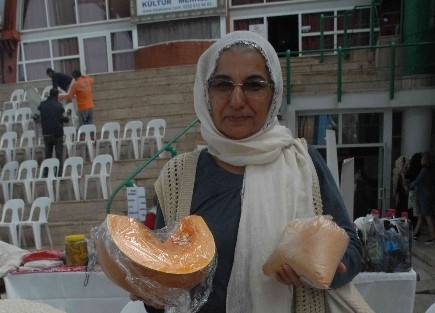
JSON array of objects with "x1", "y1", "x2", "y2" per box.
[{"x1": 207, "y1": 77, "x2": 274, "y2": 99}]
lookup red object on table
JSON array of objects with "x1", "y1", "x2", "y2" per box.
[{"x1": 144, "y1": 212, "x2": 156, "y2": 230}]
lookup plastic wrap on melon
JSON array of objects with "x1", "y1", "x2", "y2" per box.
[
  {"x1": 262, "y1": 215, "x2": 349, "y2": 289},
  {"x1": 93, "y1": 214, "x2": 216, "y2": 313}
]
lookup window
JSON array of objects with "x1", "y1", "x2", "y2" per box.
[
  {"x1": 23, "y1": 42, "x2": 50, "y2": 61},
  {"x1": 302, "y1": 11, "x2": 334, "y2": 33},
  {"x1": 234, "y1": 18, "x2": 264, "y2": 31},
  {"x1": 138, "y1": 17, "x2": 220, "y2": 47},
  {"x1": 78, "y1": 0, "x2": 106, "y2": 23},
  {"x1": 22, "y1": 0, "x2": 48, "y2": 29},
  {"x1": 337, "y1": 8, "x2": 372, "y2": 30},
  {"x1": 19, "y1": 30, "x2": 134, "y2": 81},
  {"x1": 298, "y1": 113, "x2": 383, "y2": 145},
  {"x1": 18, "y1": 38, "x2": 80, "y2": 81},
  {"x1": 298, "y1": 115, "x2": 338, "y2": 145},
  {"x1": 232, "y1": 0, "x2": 263, "y2": 6},
  {"x1": 108, "y1": 0, "x2": 131, "y2": 19},
  {"x1": 111, "y1": 31, "x2": 134, "y2": 71},
  {"x1": 47, "y1": 0, "x2": 76, "y2": 27},
  {"x1": 22, "y1": 0, "x2": 130, "y2": 29}
]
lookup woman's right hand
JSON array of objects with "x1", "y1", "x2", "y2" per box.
[{"x1": 129, "y1": 294, "x2": 164, "y2": 309}]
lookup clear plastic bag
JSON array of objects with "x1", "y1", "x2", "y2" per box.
[
  {"x1": 92, "y1": 214, "x2": 216, "y2": 313},
  {"x1": 363, "y1": 216, "x2": 411, "y2": 273},
  {"x1": 262, "y1": 215, "x2": 349, "y2": 289}
]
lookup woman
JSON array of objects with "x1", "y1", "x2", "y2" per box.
[
  {"x1": 146, "y1": 31, "x2": 367, "y2": 313},
  {"x1": 408, "y1": 151, "x2": 435, "y2": 243},
  {"x1": 405, "y1": 153, "x2": 423, "y2": 232},
  {"x1": 392, "y1": 155, "x2": 409, "y2": 217}
]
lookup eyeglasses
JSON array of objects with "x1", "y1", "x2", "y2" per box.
[{"x1": 208, "y1": 78, "x2": 274, "y2": 99}]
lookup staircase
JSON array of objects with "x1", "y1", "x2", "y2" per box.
[{"x1": 0, "y1": 65, "x2": 204, "y2": 249}]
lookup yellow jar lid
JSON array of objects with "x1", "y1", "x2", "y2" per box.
[{"x1": 65, "y1": 234, "x2": 86, "y2": 242}]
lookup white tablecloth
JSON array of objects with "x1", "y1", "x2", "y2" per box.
[
  {"x1": 4, "y1": 271, "x2": 130, "y2": 313},
  {"x1": 353, "y1": 269, "x2": 417, "y2": 313},
  {"x1": 4, "y1": 269, "x2": 416, "y2": 313}
]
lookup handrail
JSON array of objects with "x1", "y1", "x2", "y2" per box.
[
  {"x1": 105, "y1": 118, "x2": 200, "y2": 214},
  {"x1": 278, "y1": 40, "x2": 435, "y2": 104}
]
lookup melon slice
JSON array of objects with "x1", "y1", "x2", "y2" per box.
[{"x1": 96, "y1": 214, "x2": 216, "y2": 301}]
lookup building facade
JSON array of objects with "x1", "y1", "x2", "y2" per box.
[{"x1": 1, "y1": 0, "x2": 434, "y2": 215}]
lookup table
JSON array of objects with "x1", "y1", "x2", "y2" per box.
[
  {"x1": 4, "y1": 270, "x2": 130, "y2": 313},
  {"x1": 4, "y1": 268, "x2": 416, "y2": 313},
  {"x1": 353, "y1": 269, "x2": 417, "y2": 313}
]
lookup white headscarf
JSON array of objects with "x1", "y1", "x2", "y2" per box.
[{"x1": 194, "y1": 31, "x2": 316, "y2": 313}]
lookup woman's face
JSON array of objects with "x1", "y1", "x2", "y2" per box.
[{"x1": 208, "y1": 47, "x2": 273, "y2": 140}]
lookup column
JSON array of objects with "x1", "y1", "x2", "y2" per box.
[{"x1": 401, "y1": 108, "x2": 432, "y2": 156}]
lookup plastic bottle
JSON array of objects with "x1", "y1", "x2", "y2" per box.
[
  {"x1": 371, "y1": 209, "x2": 380, "y2": 218},
  {"x1": 395, "y1": 211, "x2": 413, "y2": 271},
  {"x1": 365, "y1": 212, "x2": 383, "y2": 271},
  {"x1": 385, "y1": 210, "x2": 394, "y2": 219},
  {"x1": 383, "y1": 217, "x2": 400, "y2": 272}
]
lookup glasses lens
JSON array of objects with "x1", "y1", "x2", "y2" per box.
[
  {"x1": 208, "y1": 79, "x2": 272, "y2": 99},
  {"x1": 242, "y1": 81, "x2": 269, "y2": 98},
  {"x1": 209, "y1": 79, "x2": 234, "y2": 93}
]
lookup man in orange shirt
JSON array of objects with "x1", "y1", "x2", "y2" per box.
[{"x1": 59, "y1": 69, "x2": 95, "y2": 127}]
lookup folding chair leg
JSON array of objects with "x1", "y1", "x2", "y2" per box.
[
  {"x1": 72, "y1": 180, "x2": 80, "y2": 200},
  {"x1": 45, "y1": 225, "x2": 53, "y2": 248},
  {"x1": 33, "y1": 224, "x2": 42, "y2": 250},
  {"x1": 9, "y1": 225, "x2": 19, "y2": 247},
  {"x1": 18, "y1": 226, "x2": 28, "y2": 248},
  {"x1": 100, "y1": 177, "x2": 108, "y2": 199}
]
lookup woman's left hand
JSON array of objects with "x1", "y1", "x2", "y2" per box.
[
  {"x1": 275, "y1": 264, "x2": 303, "y2": 286},
  {"x1": 275, "y1": 262, "x2": 347, "y2": 286}
]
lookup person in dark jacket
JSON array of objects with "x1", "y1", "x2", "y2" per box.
[
  {"x1": 37, "y1": 88, "x2": 69, "y2": 176},
  {"x1": 46, "y1": 68, "x2": 73, "y2": 93}
]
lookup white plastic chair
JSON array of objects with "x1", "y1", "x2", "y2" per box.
[
  {"x1": 140, "y1": 119, "x2": 166, "y2": 158},
  {"x1": 63, "y1": 126, "x2": 77, "y2": 158},
  {"x1": 10, "y1": 159, "x2": 38, "y2": 203},
  {"x1": 0, "y1": 109, "x2": 16, "y2": 133},
  {"x1": 118, "y1": 120, "x2": 143, "y2": 160},
  {"x1": 0, "y1": 161, "x2": 19, "y2": 203},
  {"x1": 31, "y1": 158, "x2": 60, "y2": 201},
  {"x1": 56, "y1": 156, "x2": 83, "y2": 201},
  {"x1": 13, "y1": 130, "x2": 37, "y2": 161},
  {"x1": 119, "y1": 301, "x2": 147, "y2": 313},
  {"x1": 3, "y1": 89, "x2": 25, "y2": 111},
  {"x1": 73, "y1": 124, "x2": 96, "y2": 162},
  {"x1": 41, "y1": 85, "x2": 52, "y2": 100},
  {"x1": 83, "y1": 154, "x2": 113, "y2": 200},
  {"x1": 0, "y1": 131, "x2": 18, "y2": 164},
  {"x1": 426, "y1": 303, "x2": 435, "y2": 313},
  {"x1": 0, "y1": 198, "x2": 25, "y2": 247},
  {"x1": 96, "y1": 121, "x2": 120, "y2": 161},
  {"x1": 18, "y1": 196, "x2": 53, "y2": 250},
  {"x1": 12, "y1": 107, "x2": 34, "y2": 137},
  {"x1": 64, "y1": 102, "x2": 78, "y2": 128}
]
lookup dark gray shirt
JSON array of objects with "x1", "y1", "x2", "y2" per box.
[
  {"x1": 146, "y1": 147, "x2": 363, "y2": 313},
  {"x1": 37, "y1": 96, "x2": 65, "y2": 137}
]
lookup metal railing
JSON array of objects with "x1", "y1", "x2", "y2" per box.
[{"x1": 278, "y1": 41, "x2": 435, "y2": 104}]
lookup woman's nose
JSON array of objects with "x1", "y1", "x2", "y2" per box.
[{"x1": 228, "y1": 85, "x2": 246, "y2": 108}]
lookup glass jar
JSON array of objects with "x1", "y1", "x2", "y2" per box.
[{"x1": 65, "y1": 234, "x2": 88, "y2": 266}]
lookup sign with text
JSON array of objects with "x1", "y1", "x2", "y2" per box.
[
  {"x1": 127, "y1": 187, "x2": 147, "y2": 222},
  {"x1": 136, "y1": 0, "x2": 217, "y2": 16}
]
